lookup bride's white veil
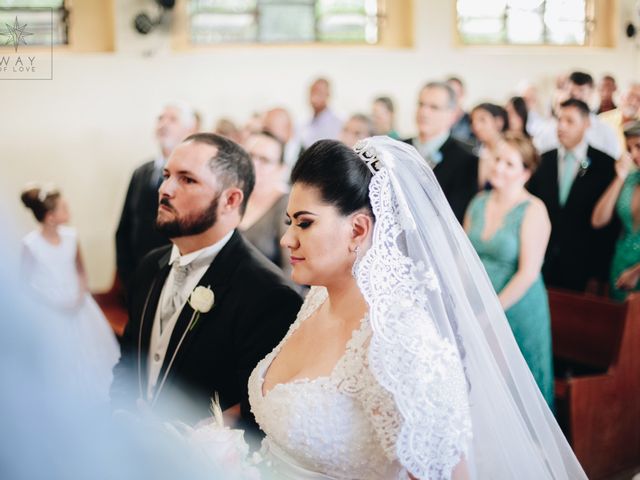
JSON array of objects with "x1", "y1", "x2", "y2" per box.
[{"x1": 352, "y1": 136, "x2": 586, "y2": 480}]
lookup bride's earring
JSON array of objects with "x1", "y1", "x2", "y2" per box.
[{"x1": 351, "y1": 245, "x2": 360, "y2": 279}]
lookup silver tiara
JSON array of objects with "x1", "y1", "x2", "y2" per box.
[{"x1": 353, "y1": 140, "x2": 382, "y2": 175}]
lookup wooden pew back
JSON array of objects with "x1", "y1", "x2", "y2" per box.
[
  {"x1": 549, "y1": 290, "x2": 640, "y2": 479},
  {"x1": 548, "y1": 289, "x2": 627, "y2": 371}
]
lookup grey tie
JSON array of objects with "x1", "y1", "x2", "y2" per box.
[{"x1": 159, "y1": 261, "x2": 191, "y2": 333}]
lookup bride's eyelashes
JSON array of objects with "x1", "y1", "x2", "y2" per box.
[{"x1": 284, "y1": 218, "x2": 313, "y2": 229}]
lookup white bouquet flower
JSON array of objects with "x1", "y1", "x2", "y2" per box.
[{"x1": 166, "y1": 394, "x2": 261, "y2": 479}]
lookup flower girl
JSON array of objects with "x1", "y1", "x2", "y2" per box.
[{"x1": 21, "y1": 184, "x2": 120, "y2": 401}]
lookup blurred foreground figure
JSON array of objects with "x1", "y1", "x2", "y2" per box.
[{"x1": 0, "y1": 216, "x2": 234, "y2": 480}]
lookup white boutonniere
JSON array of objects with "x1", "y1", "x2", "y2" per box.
[
  {"x1": 188, "y1": 285, "x2": 214, "y2": 331},
  {"x1": 578, "y1": 158, "x2": 591, "y2": 177}
]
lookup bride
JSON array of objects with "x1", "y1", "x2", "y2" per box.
[{"x1": 247, "y1": 136, "x2": 586, "y2": 479}]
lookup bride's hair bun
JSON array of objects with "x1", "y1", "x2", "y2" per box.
[
  {"x1": 21, "y1": 183, "x2": 61, "y2": 222},
  {"x1": 291, "y1": 140, "x2": 373, "y2": 217}
]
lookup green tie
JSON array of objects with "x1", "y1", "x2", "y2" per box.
[{"x1": 559, "y1": 151, "x2": 576, "y2": 206}]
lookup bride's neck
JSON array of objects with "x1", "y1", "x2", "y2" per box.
[{"x1": 325, "y1": 276, "x2": 368, "y2": 325}]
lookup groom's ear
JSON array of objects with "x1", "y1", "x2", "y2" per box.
[
  {"x1": 350, "y1": 211, "x2": 373, "y2": 244},
  {"x1": 219, "y1": 187, "x2": 244, "y2": 214}
]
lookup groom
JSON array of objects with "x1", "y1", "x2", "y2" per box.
[{"x1": 111, "y1": 133, "x2": 302, "y2": 429}]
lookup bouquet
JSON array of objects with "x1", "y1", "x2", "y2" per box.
[{"x1": 166, "y1": 393, "x2": 262, "y2": 479}]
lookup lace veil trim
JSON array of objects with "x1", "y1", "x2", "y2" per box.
[
  {"x1": 353, "y1": 141, "x2": 472, "y2": 479},
  {"x1": 350, "y1": 137, "x2": 588, "y2": 480}
]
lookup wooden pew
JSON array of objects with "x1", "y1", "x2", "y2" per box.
[
  {"x1": 549, "y1": 289, "x2": 640, "y2": 480},
  {"x1": 92, "y1": 274, "x2": 128, "y2": 337}
]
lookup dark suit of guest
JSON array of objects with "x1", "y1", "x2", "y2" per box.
[
  {"x1": 116, "y1": 160, "x2": 170, "y2": 293},
  {"x1": 111, "y1": 230, "x2": 302, "y2": 432},
  {"x1": 450, "y1": 112, "x2": 477, "y2": 147},
  {"x1": 404, "y1": 135, "x2": 479, "y2": 223},
  {"x1": 527, "y1": 146, "x2": 620, "y2": 292}
]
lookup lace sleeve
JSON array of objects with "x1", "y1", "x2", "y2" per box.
[
  {"x1": 349, "y1": 317, "x2": 471, "y2": 478},
  {"x1": 335, "y1": 330, "x2": 402, "y2": 462},
  {"x1": 339, "y1": 315, "x2": 470, "y2": 480},
  {"x1": 360, "y1": 365, "x2": 402, "y2": 462},
  {"x1": 374, "y1": 314, "x2": 471, "y2": 479}
]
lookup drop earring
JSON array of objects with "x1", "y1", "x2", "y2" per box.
[{"x1": 351, "y1": 245, "x2": 361, "y2": 279}]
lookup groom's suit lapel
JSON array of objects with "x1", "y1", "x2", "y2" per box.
[
  {"x1": 154, "y1": 231, "x2": 243, "y2": 397},
  {"x1": 137, "y1": 249, "x2": 171, "y2": 397}
]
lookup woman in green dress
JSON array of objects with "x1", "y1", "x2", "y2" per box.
[
  {"x1": 592, "y1": 121, "x2": 640, "y2": 301},
  {"x1": 464, "y1": 133, "x2": 554, "y2": 407}
]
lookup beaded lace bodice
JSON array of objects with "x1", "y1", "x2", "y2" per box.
[{"x1": 248, "y1": 286, "x2": 404, "y2": 479}]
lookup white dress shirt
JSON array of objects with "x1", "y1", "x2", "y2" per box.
[
  {"x1": 557, "y1": 139, "x2": 589, "y2": 187},
  {"x1": 299, "y1": 108, "x2": 343, "y2": 149},
  {"x1": 411, "y1": 130, "x2": 449, "y2": 168},
  {"x1": 146, "y1": 230, "x2": 234, "y2": 401}
]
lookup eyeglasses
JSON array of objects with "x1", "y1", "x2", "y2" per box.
[
  {"x1": 252, "y1": 155, "x2": 279, "y2": 167},
  {"x1": 418, "y1": 102, "x2": 450, "y2": 112}
]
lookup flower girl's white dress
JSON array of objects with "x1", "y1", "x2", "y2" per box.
[{"x1": 22, "y1": 226, "x2": 120, "y2": 401}]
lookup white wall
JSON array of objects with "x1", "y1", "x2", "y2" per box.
[{"x1": 4, "y1": 0, "x2": 640, "y2": 290}]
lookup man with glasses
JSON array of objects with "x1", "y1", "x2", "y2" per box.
[{"x1": 404, "y1": 81, "x2": 479, "y2": 223}]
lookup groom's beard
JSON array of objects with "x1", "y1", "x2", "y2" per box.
[{"x1": 156, "y1": 195, "x2": 219, "y2": 238}]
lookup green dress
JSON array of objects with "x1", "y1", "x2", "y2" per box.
[
  {"x1": 386, "y1": 130, "x2": 401, "y2": 140},
  {"x1": 467, "y1": 192, "x2": 554, "y2": 408},
  {"x1": 610, "y1": 171, "x2": 640, "y2": 301}
]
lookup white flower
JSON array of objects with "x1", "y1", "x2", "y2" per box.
[
  {"x1": 189, "y1": 286, "x2": 214, "y2": 313},
  {"x1": 168, "y1": 420, "x2": 261, "y2": 479}
]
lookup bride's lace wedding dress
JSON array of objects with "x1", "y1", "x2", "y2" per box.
[
  {"x1": 249, "y1": 284, "x2": 469, "y2": 480},
  {"x1": 246, "y1": 137, "x2": 587, "y2": 480},
  {"x1": 248, "y1": 286, "x2": 404, "y2": 479}
]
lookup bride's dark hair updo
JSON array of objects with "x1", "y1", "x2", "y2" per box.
[
  {"x1": 21, "y1": 185, "x2": 60, "y2": 222},
  {"x1": 291, "y1": 140, "x2": 373, "y2": 216}
]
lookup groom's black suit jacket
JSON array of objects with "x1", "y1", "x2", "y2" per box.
[
  {"x1": 111, "y1": 230, "x2": 302, "y2": 430},
  {"x1": 527, "y1": 146, "x2": 620, "y2": 292}
]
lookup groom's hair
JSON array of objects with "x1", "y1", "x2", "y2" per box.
[
  {"x1": 559, "y1": 98, "x2": 590, "y2": 118},
  {"x1": 182, "y1": 133, "x2": 255, "y2": 215},
  {"x1": 291, "y1": 139, "x2": 373, "y2": 217}
]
